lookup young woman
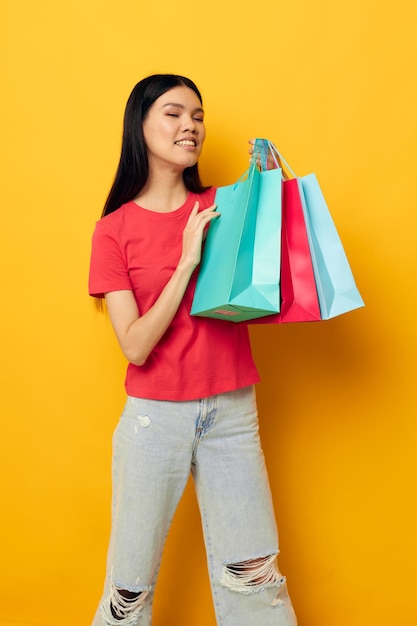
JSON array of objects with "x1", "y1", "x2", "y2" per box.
[{"x1": 88, "y1": 73, "x2": 297, "y2": 626}]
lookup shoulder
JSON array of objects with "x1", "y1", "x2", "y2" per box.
[
  {"x1": 93, "y1": 202, "x2": 135, "y2": 238},
  {"x1": 96, "y1": 202, "x2": 131, "y2": 228}
]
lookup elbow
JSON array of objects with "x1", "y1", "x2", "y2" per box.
[
  {"x1": 130, "y1": 355, "x2": 148, "y2": 367},
  {"x1": 123, "y1": 346, "x2": 149, "y2": 367},
  {"x1": 119, "y1": 328, "x2": 155, "y2": 367}
]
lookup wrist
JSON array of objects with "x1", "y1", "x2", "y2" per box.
[{"x1": 176, "y1": 257, "x2": 197, "y2": 276}]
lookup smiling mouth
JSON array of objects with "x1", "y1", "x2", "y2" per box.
[{"x1": 175, "y1": 140, "x2": 197, "y2": 147}]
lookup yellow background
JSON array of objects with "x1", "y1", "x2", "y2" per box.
[{"x1": 1, "y1": 0, "x2": 416, "y2": 625}]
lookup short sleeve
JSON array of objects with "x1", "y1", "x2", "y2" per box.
[{"x1": 88, "y1": 219, "x2": 132, "y2": 298}]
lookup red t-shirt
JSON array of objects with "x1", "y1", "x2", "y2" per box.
[{"x1": 88, "y1": 188, "x2": 260, "y2": 401}]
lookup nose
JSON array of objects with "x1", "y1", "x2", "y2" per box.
[{"x1": 182, "y1": 115, "x2": 197, "y2": 133}]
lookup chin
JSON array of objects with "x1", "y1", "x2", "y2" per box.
[{"x1": 181, "y1": 157, "x2": 199, "y2": 169}]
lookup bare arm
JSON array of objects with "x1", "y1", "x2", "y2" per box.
[{"x1": 105, "y1": 202, "x2": 219, "y2": 366}]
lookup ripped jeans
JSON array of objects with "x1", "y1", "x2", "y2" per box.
[{"x1": 91, "y1": 386, "x2": 297, "y2": 626}]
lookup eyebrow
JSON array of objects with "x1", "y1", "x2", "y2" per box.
[{"x1": 162, "y1": 102, "x2": 204, "y2": 114}]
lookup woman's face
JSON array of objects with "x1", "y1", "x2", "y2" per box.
[{"x1": 142, "y1": 86, "x2": 206, "y2": 172}]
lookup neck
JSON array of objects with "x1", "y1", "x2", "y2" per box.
[{"x1": 135, "y1": 168, "x2": 188, "y2": 213}]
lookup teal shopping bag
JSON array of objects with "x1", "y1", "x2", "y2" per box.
[{"x1": 191, "y1": 159, "x2": 282, "y2": 323}]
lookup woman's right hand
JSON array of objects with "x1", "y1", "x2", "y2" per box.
[{"x1": 179, "y1": 201, "x2": 220, "y2": 270}]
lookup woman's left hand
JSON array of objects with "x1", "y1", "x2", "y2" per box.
[{"x1": 248, "y1": 139, "x2": 280, "y2": 171}]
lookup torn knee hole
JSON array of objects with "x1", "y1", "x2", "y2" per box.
[
  {"x1": 221, "y1": 553, "x2": 285, "y2": 594},
  {"x1": 101, "y1": 582, "x2": 148, "y2": 625},
  {"x1": 111, "y1": 589, "x2": 142, "y2": 619}
]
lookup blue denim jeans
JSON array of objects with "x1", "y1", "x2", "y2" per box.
[{"x1": 92, "y1": 386, "x2": 297, "y2": 626}]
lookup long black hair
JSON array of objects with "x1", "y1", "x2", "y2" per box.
[{"x1": 101, "y1": 74, "x2": 209, "y2": 217}]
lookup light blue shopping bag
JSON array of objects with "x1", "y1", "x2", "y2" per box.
[{"x1": 298, "y1": 173, "x2": 364, "y2": 319}]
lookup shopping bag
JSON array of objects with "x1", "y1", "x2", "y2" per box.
[
  {"x1": 248, "y1": 175, "x2": 321, "y2": 324},
  {"x1": 191, "y1": 155, "x2": 283, "y2": 323},
  {"x1": 279, "y1": 177, "x2": 323, "y2": 322},
  {"x1": 298, "y1": 173, "x2": 365, "y2": 319},
  {"x1": 248, "y1": 140, "x2": 364, "y2": 323}
]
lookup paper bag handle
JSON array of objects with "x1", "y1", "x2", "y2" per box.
[{"x1": 251, "y1": 138, "x2": 297, "y2": 180}]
